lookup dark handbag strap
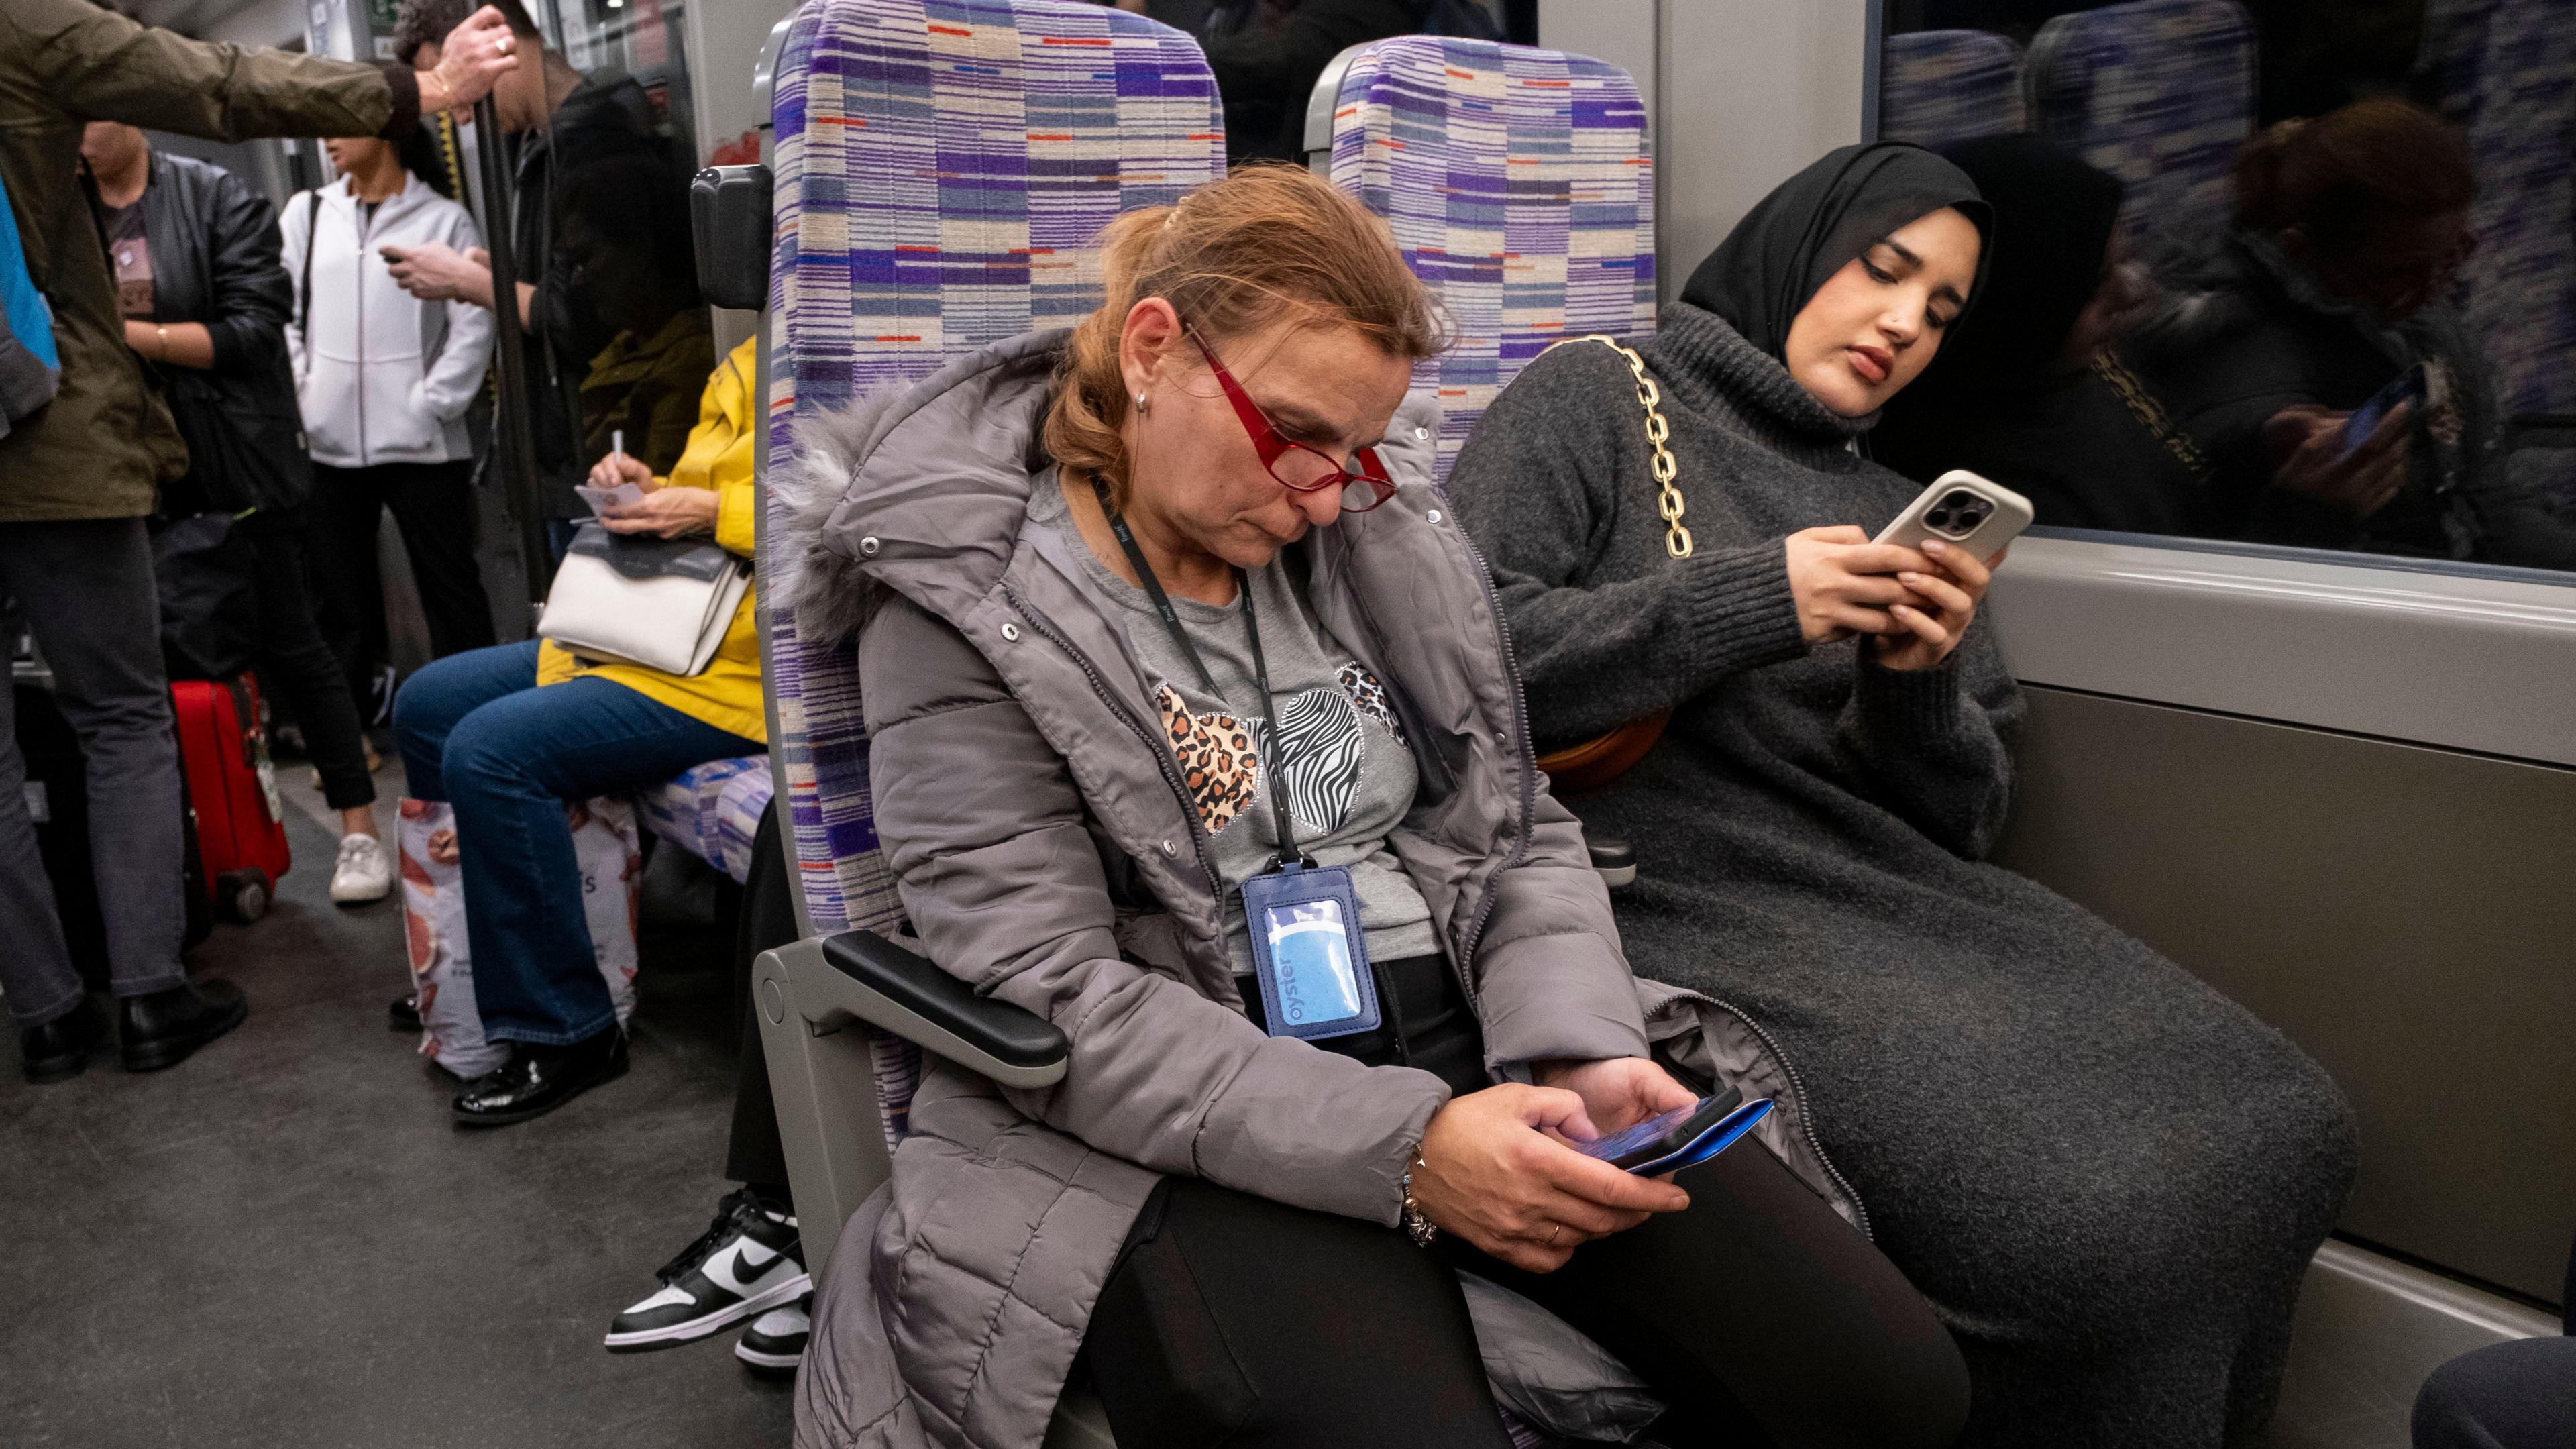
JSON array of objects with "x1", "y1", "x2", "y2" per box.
[{"x1": 298, "y1": 190, "x2": 321, "y2": 337}]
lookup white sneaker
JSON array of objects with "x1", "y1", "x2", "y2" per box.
[{"x1": 329, "y1": 833, "x2": 393, "y2": 904}]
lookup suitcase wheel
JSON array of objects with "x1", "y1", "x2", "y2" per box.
[{"x1": 216, "y1": 869, "x2": 272, "y2": 924}]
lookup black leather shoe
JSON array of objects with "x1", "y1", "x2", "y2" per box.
[
  {"x1": 21, "y1": 1001, "x2": 105, "y2": 1084},
  {"x1": 451, "y1": 1030, "x2": 628, "y2": 1127},
  {"x1": 389, "y1": 994, "x2": 421, "y2": 1032},
  {"x1": 119, "y1": 979, "x2": 250, "y2": 1073}
]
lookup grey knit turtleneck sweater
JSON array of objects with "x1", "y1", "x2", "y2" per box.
[
  {"x1": 1448, "y1": 301, "x2": 2357, "y2": 1449},
  {"x1": 1450, "y1": 299, "x2": 2017, "y2": 861}
]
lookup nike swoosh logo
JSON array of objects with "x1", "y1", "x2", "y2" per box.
[{"x1": 702, "y1": 1238, "x2": 784, "y2": 1297}]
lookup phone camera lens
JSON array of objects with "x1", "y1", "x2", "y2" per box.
[{"x1": 1925, "y1": 508, "x2": 1953, "y2": 529}]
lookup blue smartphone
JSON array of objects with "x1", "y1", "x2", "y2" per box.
[
  {"x1": 1573, "y1": 1090, "x2": 1774, "y2": 1176},
  {"x1": 2337, "y1": 365, "x2": 2426, "y2": 458}
]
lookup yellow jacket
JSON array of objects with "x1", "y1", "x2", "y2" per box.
[{"x1": 538, "y1": 335, "x2": 765, "y2": 745}]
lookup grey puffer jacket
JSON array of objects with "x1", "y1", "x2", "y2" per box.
[{"x1": 773, "y1": 330, "x2": 1862, "y2": 1449}]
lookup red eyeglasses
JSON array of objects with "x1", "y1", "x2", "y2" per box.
[{"x1": 1189, "y1": 329, "x2": 1399, "y2": 514}]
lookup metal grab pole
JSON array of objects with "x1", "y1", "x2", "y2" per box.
[{"x1": 470, "y1": 96, "x2": 551, "y2": 632}]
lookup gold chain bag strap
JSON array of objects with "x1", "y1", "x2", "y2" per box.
[{"x1": 1527, "y1": 335, "x2": 1685, "y2": 794}]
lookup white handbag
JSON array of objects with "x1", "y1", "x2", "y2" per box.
[{"x1": 537, "y1": 522, "x2": 750, "y2": 676}]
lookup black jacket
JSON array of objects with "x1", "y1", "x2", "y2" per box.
[{"x1": 129, "y1": 149, "x2": 311, "y2": 515}]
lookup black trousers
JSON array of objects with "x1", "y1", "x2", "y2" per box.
[
  {"x1": 727, "y1": 797, "x2": 794, "y2": 1194},
  {"x1": 1087, "y1": 951, "x2": 1967, "y2": 1448},
  {"x1": 2412, "y1": 1336, "x2": 2576, "y2": 1449},
  {"x1": 1087, "y1": 1153, "x2": 1968, "y2": 1449},
  {"x1": 240, "y1": 510, "x2": 376, "y2": 812},
  {"x1": 305, "y1": 460, "x2": 494, "y2": 715}
]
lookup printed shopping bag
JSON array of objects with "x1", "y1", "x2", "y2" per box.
[{"x1": 399, "y1": 796, "x2": 643, "y2": 1078}]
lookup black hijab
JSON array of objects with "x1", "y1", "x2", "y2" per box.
[
  {"x1": 1898, "y1": 135, "x2": 2125, "y2": 402},
  {"x1": 1679, "y1": 142, "x2": 1993, "y2": 362}
]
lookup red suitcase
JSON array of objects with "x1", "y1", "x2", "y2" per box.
[{"x1": 171, "y1": 675, "x2": 291, "y2": 922}]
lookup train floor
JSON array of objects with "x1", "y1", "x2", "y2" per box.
[
  {"x1": 1, "y1": 751, "x2": 796, "y2": 1448},
  {"x1": 0, "y1": 743, "x2": 2451, "y2": 1449}
]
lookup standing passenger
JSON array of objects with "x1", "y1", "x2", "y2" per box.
[
  {"x1": 1448, "y1": 141, "x2": 2359, "y2": 1448},
  {"x1": 284, "y1": 133, "x2": 496, "y2": 733},
  {"x1": 384, "y1": 0, "x2": 675, "y2": 561},
  {"x1": 81, "y1": 120, "x2": 394, "y2": 906},
  {"x1": 0, "y1": 0, "x2": 512, "y2": 1082}
]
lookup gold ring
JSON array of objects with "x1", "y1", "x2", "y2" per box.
[{"x1": 1546, "y1": 1223, "x2": 1563, "y2": 1246}]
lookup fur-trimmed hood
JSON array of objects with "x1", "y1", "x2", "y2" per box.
[{"x1": 768, "y1": 329, "x2": 1070, "y2": 650}]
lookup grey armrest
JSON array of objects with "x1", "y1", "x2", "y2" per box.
[{"x1": 790, "y1": 930, "x2": 1069, "y2": 1090}]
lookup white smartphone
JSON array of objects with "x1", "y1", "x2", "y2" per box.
[{"x1": 1873, "y1": 469, "x2": 2033, "y2": 561}]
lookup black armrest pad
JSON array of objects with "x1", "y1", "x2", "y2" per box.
[
  {"x1": 690, "y1": 164, "x2": 773, "y2": 311},
  {"x1": 819, "y1": 930, "x2": 1069, "y2": 1072}
]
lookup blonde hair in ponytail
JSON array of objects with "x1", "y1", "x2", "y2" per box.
[{"x1": 1044, "y1": 164, "x2": 1448, "y2": 509}]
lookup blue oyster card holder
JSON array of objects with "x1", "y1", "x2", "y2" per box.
[{"x1": 1240, "y1": 863, "x2": 1380, "y2": 1042}]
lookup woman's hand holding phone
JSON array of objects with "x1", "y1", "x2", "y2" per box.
[
  {"x1": 1873, "y1": 537, "x2": 1998, "y2": 672},
  {"x1": 1534, "y1": 1056, "x2": 1699, "y2": 1139},
  {"x1": 1411, "y1": 1083, "x2": 1690, "y2": 1273},
  {"x1": 2264, "y1": 400, "x2": 2414, "y2": 519},
  {"x1": 1784, "y1": 526, "x2": 1940, "y2": 643}
]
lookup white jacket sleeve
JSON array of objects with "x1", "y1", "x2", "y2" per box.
[
  {"x1": 417, "y1": 204, "x2": 492, "y2": 423},
  {"x1": 279, "y1": 189, "x2": 313, "y2": 384}
]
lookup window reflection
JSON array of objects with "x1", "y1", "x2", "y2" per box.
[{"x1": 1876, "y1": 0, "x2": 2576, "y2": 574}]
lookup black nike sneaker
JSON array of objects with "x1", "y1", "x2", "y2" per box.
[
  {"x1": 604, "y1": 1188, "x2": 810, "y2": 1353},
  {"x1": 733, "y1": 1296, "x2": 810, "y2": 1377}
]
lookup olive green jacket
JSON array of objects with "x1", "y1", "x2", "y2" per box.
[{"x1": 0, "y1": 0, "x2": 415, "y2": 522}]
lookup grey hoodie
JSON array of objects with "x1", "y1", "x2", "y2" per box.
[{"x1": 773, "y1": 331, "x2": 1860, "y2": 1449}]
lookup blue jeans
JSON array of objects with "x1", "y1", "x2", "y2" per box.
[{"x1": 393, "y1": 641, "x2": 760, "y2": 1045}]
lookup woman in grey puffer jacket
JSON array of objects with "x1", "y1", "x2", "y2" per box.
[
  {"x1": 1449, "y1": 143, "x2": 2359, "y2": 1448},
  {"x1": 777, "y1": 167, "x2": 1966, "y2": 1449}
]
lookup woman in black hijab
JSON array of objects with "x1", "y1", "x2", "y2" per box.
[
  {"x1": 1449, "y1": 144, "x2": 2356, "y2": 1448},
  {"x1": 1874, "y1": 136, "x2": 2207, "y2": 535}
]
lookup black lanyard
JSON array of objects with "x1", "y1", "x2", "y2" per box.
[{"x1": 1091, "y1": 478, "x2": 1306, "y2": 866}]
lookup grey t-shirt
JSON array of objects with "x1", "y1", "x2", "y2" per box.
[{"x1": 1030, "y1": 478, "x2": 1440, "y2": 973}]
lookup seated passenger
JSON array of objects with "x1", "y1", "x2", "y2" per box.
[
  {"x1": 781, "y1": 165, "x2": 1968, "y2": 1449},
  {"x1": 1874, "y1": 136, "x2": 2204, "y2": 536},
  {"x1": 2134, "y1": 99, "x2": 2576, "y2": 569},
  {"x1": 1444, "y1": 142, "x2": 2359, "y2": 1448},
  {"x1": 392, "y1": 335, "x2": 764, "y2": 1125}
]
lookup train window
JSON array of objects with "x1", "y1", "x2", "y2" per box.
[{"x1": 1871, "y1": 1, "x2": 2576, "y2": 578}]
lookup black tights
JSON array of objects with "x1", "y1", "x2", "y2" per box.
[{"x1": 1085, "y1": 1146, "x2": 1968, "y2": 1449}]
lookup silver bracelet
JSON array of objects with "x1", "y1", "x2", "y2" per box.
[{"x1": 1399, "y1": 1142, "x2": 1438, "y2": 1246}]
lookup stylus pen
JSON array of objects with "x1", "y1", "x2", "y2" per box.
[{"x1": 611, "y1": 428, "x2": 625, "y2": 474}]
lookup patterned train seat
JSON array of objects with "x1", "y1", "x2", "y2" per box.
[
  {"x1": 761, "y1": 0, "x2": 1226, "y2": 1128},
  {"x1": 2418, "y1": 0, "x2": 2575, "y2": 420},
  {"x1": 1316, "y1": 35, "x2": 1656, "y2": 484},
  {"x1": 1880, "y1": 28, "x2": 2027, "y2": 146},
  {"x1": 2027, "y1": 0, "x2": 2256, "y2": 257},
  {"x1": 640, "y1": 757, "x2": 773, "y2": 885}
]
